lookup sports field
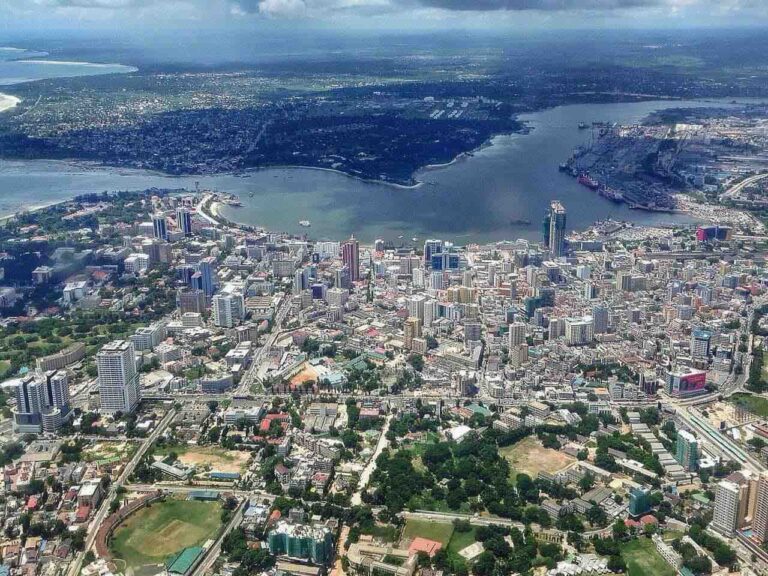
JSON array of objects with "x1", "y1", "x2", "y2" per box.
[
  {"x1": 621, "y1": 537, "x2": 676, "y2": 576},
  {"x1": 110, "y1": 499, "x2": 222, "y2": 570},
  {"x1": 499, "y1": 436, "x2": 575, "y2": 479}
]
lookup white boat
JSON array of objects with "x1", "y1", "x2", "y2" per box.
[{"x1": 298, "y1": 220, "x2": 311, "y2": 228}]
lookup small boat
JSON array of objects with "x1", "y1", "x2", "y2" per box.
[
  {"x1": 299, "y1": 220, "x2": 311, "y2": 228},
  {"x1": 558, "y1": 163, "x2": 569, "y2": 172},
  {"x1": 249, "y1": 192, "x2": 255, "y2": 198},
  {"x1": 578, "y1": 122, "x2": 589, "y2": 129}
]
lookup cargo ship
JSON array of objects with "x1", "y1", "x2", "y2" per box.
[{"x1": 577, "y1": 174, "x2": 599, "y2": 190}]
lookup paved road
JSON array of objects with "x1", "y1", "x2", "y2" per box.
[
  {"x1": 67, "y1": 408, "x2": 177, "y2": 576},
  {"x1": 191, "y1": 499, "x2": 248, "y2": 576},
  {"x1": 722, "y1": 173, "x2": 768, "y2": 200},
  {"x1": 351, "y1": 413, "x2": 393, "y2": 506},
  {"x1": 236, "y1": 299, "x2": 292, "y2": 395}
]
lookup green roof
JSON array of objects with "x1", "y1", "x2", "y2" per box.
[
  {"x1": 166, "y1": 546, "x2": 204, "y2": 575},
  {"x1": 466, "y1": 403, "x2": 492, "y2": 417}
]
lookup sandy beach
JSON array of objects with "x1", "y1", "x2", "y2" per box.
[{"x1": 0, "y1": 93, "x2": 20, "y2": 113}]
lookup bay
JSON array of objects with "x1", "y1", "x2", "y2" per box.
[{"x1": 0, "y1": 98, "x2": 759, "y2": 243}]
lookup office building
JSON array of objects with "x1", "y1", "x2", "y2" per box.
[
  {"x1": 12, "y1": 370, "x2": 71, "y2": 433},
  {"x1": 675, "y1": 429, "x2": 699, "y2": 471},
  {"x1": 691, "y1": 328, "x2": 712, "y2": 359},
  {"x1": 628, "y1": 488, "x2": 652, "y2": 518},
  {"x1": 177, "y1": 289, "x2": 206, "y2": 314},
  {"x1": 176, "y1": 207, "x2": 193, "y2": 237},
  {"x1": 592, "y1": 303, "x2": 609, "y2": 335},
  {"x1": 424, "y1": 239, "x2": 443, "y2": 267},
  {"x1": 97, "y1": 340, "x2": 141, "y2": 415},
  {"x1": 544, "y1": 200, "x2": 567, "y2": 257},
  {"x1": 197, "y1": 257, "x2": 217, "y2": 297},
  {"x1": 341, "y1": 235, "x2": 360, "y2": 282},
  {"x1": 508, "y1": 322, "x2": 526, "y2": 347},
  {"x1": 152, "y1": 214, "x2": 168, "y2": 240}
]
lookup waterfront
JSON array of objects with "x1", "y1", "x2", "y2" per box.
[{"x1": 0, "y1": 99, "x2": 751, "y2": 243}]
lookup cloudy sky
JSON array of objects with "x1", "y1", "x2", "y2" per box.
[{"x1": 2, "y1": 0, "x2": 768, "y2": 31}]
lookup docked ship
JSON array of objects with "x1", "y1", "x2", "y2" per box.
[
  {"x1": 577, "y1": 174, "x2": 599, "y2": 190},
  {"x1": 599, "y1": 187, "x2": 624, "y2": 203}
]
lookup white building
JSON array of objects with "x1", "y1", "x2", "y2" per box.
[
  {"x1": 124, "y1": 252, "x2": 150, "y2": 274},
  {"x1": 711, "y1": 480, "x2": 742, "y2": 537},
  {"x1": 565, "y1": 316, "x2": 594, "y2": 346},
  {"x1": 97, "y1": 340, "x2": 141, "y2": 415},
  {"x1": 212, "y1": 292, "x2": 245, "y2": 328}
]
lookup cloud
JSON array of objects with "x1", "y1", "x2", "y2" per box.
[
  {"x1": 230, "y1": 0, "x2": 390, "y2": 16},
  {"x1": 404, "y1": 0, "x2": 662, "y2": 10}
]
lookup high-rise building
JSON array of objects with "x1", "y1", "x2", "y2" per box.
[
  {"x1": 404, "y1": 317, "x2": 422, "y2": 350},
  {"x1": 712, "y1": 480, "x2": 743, "y2": 537},
  {"x1": 197, "y1": 257, "x2": 217, "y2": 297},
  {"x1": 691, "y1": 328, "x2": 712, "y2": 359},
  {"x1": 754, "y1": 472, "x2": 768, "y2": 544},
  {"x1": 267, "y1": 521, "x2": 334, "y2": 565},
  {"x1": 341, "y1": 235, "x2": 360, "y2": 282},
  {"x1": 12, "y1": 370, "x2": 71, "y2": 433},
  {"x1": 565, "y1": 316, "x2": 594, "y2": 346},
  {"x1": 508, "y1": 322, "x2": 527, "y2": 347},
  {"x1": 152, "y1": 214, "x2": 168, "y2": 240},
  {"x1": 97, "y1": 340, "x2": 141, "y2": 415},
  {"x1": 177, "y1": 288, "x2": 206, "y2": 314},
  {"x1": 176, "y1": 207, "x2": 193, "y2": 237},
  {"x1": 628, "y1": 488, "x2": 652, "y2": 518},
  {"x1": 212, "y1": 292, "x2": 245, "y2": 328},
  {"x1": 423, "y1": 239, "x2": 443, "y2": 267},
  {"x1": 675, "y1": 429, "x2": 699, "y2": 471},
  {"x1": 592, "y1": 303, "x2": 609, "y2": 335},
  {"x1": 545, "y1": 200, "x2": 567, "y2": 257},
  {"x1": 464, "y1": 322, "x2": 482, "y2": 344}
]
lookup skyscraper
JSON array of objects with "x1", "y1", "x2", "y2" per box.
[
  {"x1": 152, "y1": 214, "x2": 168, "y2": 240},
  {"x1": 712, "y1": 480, "x2": 743, "y2": 537},
  {"x1": 423, "y1": 239, "x2": 443, "y2": 267},
  {"x1": 592, "y1": 303, "x2": 609, "y2": 335},
  {"x1": 97, "y1": 340, "x2": 141, "y2": 415},
  {"x1": 754, "y1": 472, "x2": 768, "y2": 544},
  {"x1": 341, "y1": 235, "x2": 360, "y2": 282},
  {"x1": 12, "y1": 370, "x2": 71, "y2": 433},
  {"x1": 176, "y1": 207, "x2": 193, "y2": 237},
  {"x1": 197, "y1": 256, "x2": 217, "y2": 297},
  {"x1": 546, "y1": 200, "x2": 567, "y2": 257}
]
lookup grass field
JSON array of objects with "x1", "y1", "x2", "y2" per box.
[
  {"x1": 621, "y1": 538, "x2": 676, "y2": 576},
  {"x1": 446, "y1": 527, "x2": 477, "y2": 555},
  {"x1": 731, "y1": 393, "x2": 768, "y2": 418},
  {"x1": 110, "y1": 499, "x2": 222, "y2": 569},
  {"x1": 401, "y1": 519, "x2": 454, "y2": 547},
  {"x1": 499, "y1": 436, "x2": 575, "y2": 479}
]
